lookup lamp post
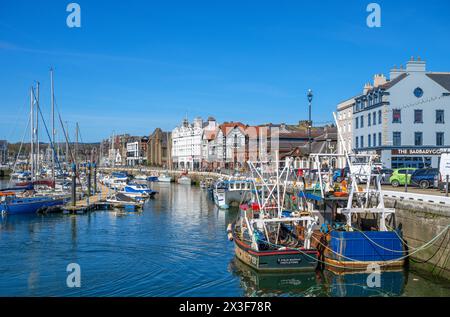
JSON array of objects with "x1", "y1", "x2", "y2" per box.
[{"x1": 307, "y1": 89, "x2": 313, "y2": 176}]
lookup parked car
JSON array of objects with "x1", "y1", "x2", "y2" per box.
[
  {"x1": 373, "y1": 168, "x2": 394, "y2": 185},
  {"x1": 389, "y1": 168, "x2": 417, "y2": 187},
  {"x1": 410, "y1": 168, "x2": 440, "y2": 189}
]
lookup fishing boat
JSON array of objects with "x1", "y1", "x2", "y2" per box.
[
  {"x1": 230, "y1": 155, "x2": 319, "y2": 272},
  {"x1": 301, "y1": 114, "x2": 407, "y2": 272},
  {"x1": 213, "y1": 178, "x2": 252, "y2": 209},
  {"x1": 312, "y1": 154, "x2": 406, "y2": 272}
]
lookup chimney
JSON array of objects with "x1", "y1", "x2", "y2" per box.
[
  {"x1": 390, "y1": 65, "x2": 405, "y2": 80},
  {"x1": 373, "y1": 74, "x2": 387, "y2": 88},
  {"x1": 363, "y1": 82, "x2": 373, "y2": 94},
  {"x1": 406, "y1": 56, "x2": 426, "y2": 73}
]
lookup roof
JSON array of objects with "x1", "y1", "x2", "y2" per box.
[
  {"x1": 219, "y1": 122, "x2": 246, "y2": 136},
  {"x1": 426, "y1": 73, "x2": 450, "y2": 92},
  {"x1": 360, "y1": 73, "x2": 409, "y2": 97},
  {"x1": 203, "y1": 130, "x2": 216, "y2": 141},
  {"x1": 379, "y1": 73, "x2": 409, "y2": 90}
]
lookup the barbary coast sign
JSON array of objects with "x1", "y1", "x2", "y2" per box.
[{"x1": 391, "y1": 148, "x2": 445, "y2": 156}]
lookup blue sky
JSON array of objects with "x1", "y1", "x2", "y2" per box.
[{"x1": 1, "y1": 0, "x2": 450, "y2": 142}]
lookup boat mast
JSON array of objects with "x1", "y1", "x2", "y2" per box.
[
  {"x1": 65, "y1": 121, "x2": 69, "y2": 164},
  {"x1": 36, "y1": 81, "x2": 40, "y2": 177},
  {"x1": 50, "y1": 68, "x2": 55, "y2": 181},
  {"x1": 30, "y1": 86, "x2": 34, "y2": 179},
  {"x1": 75, "y1": 122, "x2": 79, "y2": 164}
]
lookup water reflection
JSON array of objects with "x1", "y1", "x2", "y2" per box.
[
  {"x1": 322, "y1": 269, "x2": 407, "y2": 297},
  {"x1": 229, "y1": 257, "x2": 321, "y2": 297}
]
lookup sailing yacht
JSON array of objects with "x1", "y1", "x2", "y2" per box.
[{"x1": 1, "y1": 71, "x2": 68, "y2": 215}]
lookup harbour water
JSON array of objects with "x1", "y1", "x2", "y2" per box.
[{"x1": 1, "y1": 181, "x2": 449, "y2": 297}]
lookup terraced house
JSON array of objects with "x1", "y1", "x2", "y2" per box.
[{"x1": 342, "y1": 57, "x2": 450, "y2": 169}]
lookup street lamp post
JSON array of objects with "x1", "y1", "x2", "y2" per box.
[{"x1": 307, "y1": 89, "x2": 313, "y2": 177}]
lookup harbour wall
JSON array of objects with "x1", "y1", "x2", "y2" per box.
[
  {"x1": 384, "y1": 196, "x2": 450, "y2": 280},
  {"x1": 98, "y1": 167, "x2": 225, "y2": 184}
]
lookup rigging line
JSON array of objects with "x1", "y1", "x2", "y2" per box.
[
  {"x1": 36, "y1": 100, "x2": 63, "y2": 173},
  {"x1": 9, "y1": 114, "x2": 31, "y2": 183},
  {"x1": 54, "y1": 99, "x2": 87, "y2": 195}
]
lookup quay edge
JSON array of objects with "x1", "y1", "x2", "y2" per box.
[{"x1": 384, "y1": 197, "x2": 450, "y2": 281}]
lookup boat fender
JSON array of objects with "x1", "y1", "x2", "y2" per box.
[
  {"x1": 226, "y1": 224, "x2": 232, "y2": 233},
  {"x1": 227, "y1": 232, "x2": 233, "y2": 241}
]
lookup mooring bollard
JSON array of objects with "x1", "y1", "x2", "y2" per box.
[{"x1": 71, "y1": 163, "x2": 76, "y2": 207}]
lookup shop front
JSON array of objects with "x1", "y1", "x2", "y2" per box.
[{"x1": 390, "y1": 148, "x2": 444, "y2": 169}]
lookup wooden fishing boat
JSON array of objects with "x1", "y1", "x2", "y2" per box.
[
  {"x1": 232, "y1": 218, "x2": 319, "y2": 272},
  {"x1": 229, "y1": 154, "x2": 319, "y2": 272}
]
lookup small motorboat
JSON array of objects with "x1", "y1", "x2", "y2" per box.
[
  {"x1": 177, "y1": 171, "x2": 192, "y2": 185},
  {"x1": 158, "y1": 172, "x2": 173, "y2": 183},
  {"x1": 177, "y1": 175, "x2": 192, "y2": 185},
  {"x1": 134, "y1": 174, "x2": 148, "y2": 181},
  {"x1": 147, "y1": 176, "x2": 159, "y2": 182},
  {"x1": 120, "y1": 183, "x2": 158, "y2": 199}
]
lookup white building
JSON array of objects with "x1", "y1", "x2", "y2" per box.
[
  {"x1": 350, "y1": 58, "x2": 450, "y2": 169},
  {"x1": 215, "y1": 122, "x2": 246, "y2": 169},
  {"x1": 336, "y1": 97, "x2": 355, "y2": 168},
  {"x1": 171, "y1": 117, "x2": 204, "y2": 170}
]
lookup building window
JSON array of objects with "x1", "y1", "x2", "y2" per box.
[
  {"x1": 360, "y1": 136, "x2": 364, "y2": 148},
  {"x1": 373, "y1": 133, "x2": 376, "y2": 147},
  {"x1": 392, "y1": 109, "x2": 401, "y2": 123},
  {"x1": 368, "y1": 134, "x2": 371, "y2": 147},
  {"x1": 360, "y1": 115, "x2": 364, "y2": 128},
  {"x1": 355, "y1": 136, "x2": 359, "y2": 149},
  {"x1": 378, "y1": 110, "x2": 382, "y2": 124},
  {"x1": 368, "y1": 113, "x2": 371, "y2": 126},
  {"x1": 355, "y1": 117, "x2": 359, "y2": 129},
  {"x1": 414, "y1": 132, "x2": 423, "y2": 146},
  {"x1": 414, "y1": 109, "x2": 423, "y2": 123},
  {"x1": 437, "y1": 132, "x2": 444, "y2": 146},
  {"x1": 378, "y1": 132, "x2": 382, "y2": 146},
  {"x1": 373, "y1": 112, "x2": 376, "y2": 125},
  {"x1": 393, "y1": 132, "x2": 401, "y2": 146},
  {"x1": 436, "y1": 110, "x2": 445, "y2": 124}
]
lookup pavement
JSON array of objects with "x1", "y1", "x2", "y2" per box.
[{"x1": 381, "y1": 185, "x2": 449, "y2": 197}]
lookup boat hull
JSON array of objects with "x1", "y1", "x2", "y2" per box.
[
  {"x1": 1, "y1": 197, "x2": 66, "y2": 215},
  {"x1": 177, "y1": 177, "x2": 192, "y2": 185},
  {"x1": 233, "y1": 235, "x2": 318, "y2": 272},
  {"x1": 323, "y1": 231, "x2": 406, "y2": 272},
  {"x1": 158, "y1": 176, "x2": 173, "y2": 183}
]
